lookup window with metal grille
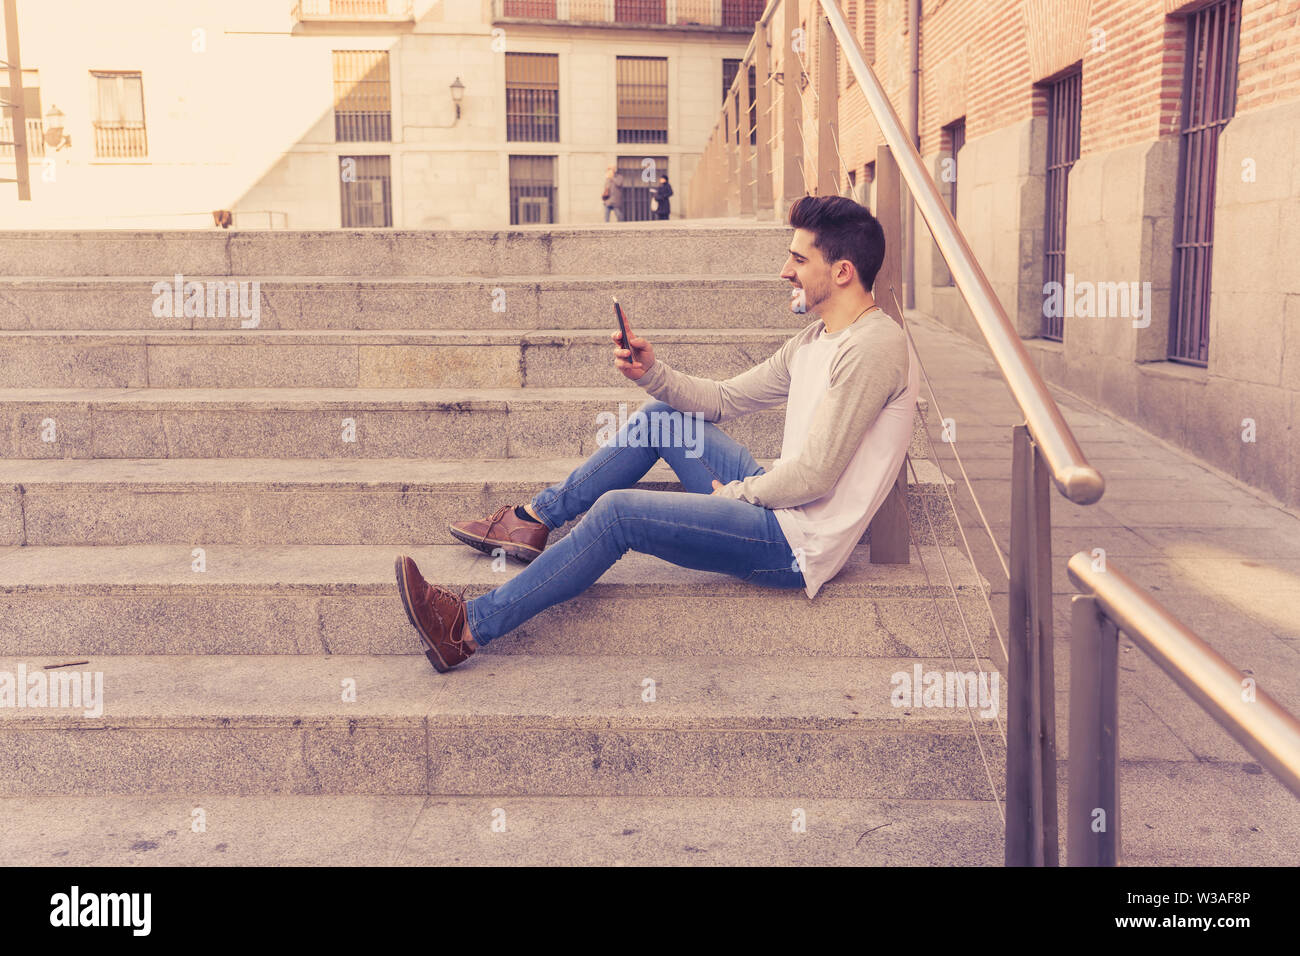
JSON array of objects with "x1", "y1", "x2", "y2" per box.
[
  {"x1": 1170, "y1": 0, "x2": 1242, "y2": 366},
  {"x1": 506, "y1": 53, "x2": 559, "y2": 142},
  {"x1": 91, "y1": 71, "x2": 147, "y2": 158},
  {"x1": 722, "y1": 58, "x2": 741, "y2": 104},
  {"x1": 503, "y1": 0, "x2": 556, "y2": 15},
  {"x1": 616, "y1": 155, "x2": 668, "y2": 221},
  {"x1": 942, "y1": 117, "x2": 965, "y2": 219},
  {"x1": 339, "y1": 155, "x2": 392, "y2": 227},
  {"x1": 616, "y1": 57, "x2": 667, "y2": 144},
  {"x1": 614, "y1": 0, "x2": 666, "y2": 24},
  {"x1": 509, "y1": 155, "x2": 556, "y2": 224},
  {"x1": 333, "y1": 51, "x2": 391, "y2": 142},
  {"x1": 721, "y1": 0, "x2": 765, "y2": 28},
  {"x1": 1041, "y1": 71, "x2": 1080, "y2": 341},
  {"x1": 748, "y1": 65, "x2": 756, "y2": 146}
]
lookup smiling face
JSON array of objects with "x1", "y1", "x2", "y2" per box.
[{"x1": 780, "y1": 227, "x2": 843, "y2": 316}]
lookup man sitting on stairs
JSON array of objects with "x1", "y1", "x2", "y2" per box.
[{"x1": 395, "y1": 195, "x2": 920, "y2": 672}]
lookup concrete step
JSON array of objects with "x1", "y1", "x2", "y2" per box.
[
  {"x1": 0, "y1": 386, "x2": 932, "y2": 461},
  {"x1": 0, "y1": 328, "x2": 805, "y2": 389},
  {"x1": 0, "y1": 794, "x2": 1004, "y2": 864},
  {"x1": 0, "y1": 653, "x2": 1008, "y2": 798},
  {"x1": 0, "y1": 225, "x2": 795, "y2": 278},
  {"x1": 0, "y1": 456, "x2": 958, "y2": 547},
  {"x1": 0, "y1": 275, "x2": 797, "y2": 331},
  {"x1": 0, "y1": 543, "x2": 993, "y2": 657}
]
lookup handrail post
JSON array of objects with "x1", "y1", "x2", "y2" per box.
[
  {"x1": 733, "y1": 88, "x2": 743, "y2": 214},
  {"x1": 874, "y1": 145, "x2": 903, "y2": 319},
  {"x1": 1068, "y1": 593, "x2": 1120, "y2": 866},
  {"x1": 721, "y1": 101, "x2": 731, "y2": 218},
  {"x1": 3, "y1": 0, "x2": 32, "y2": 201},
  {"x1": 697, "y1": 141, "x2": 706, "y2": 218},
  {"x1": 711, "y1": 136, "x2": 720, "y2": 217},
  {"x1": 712, "y1": 133, "x2": 721, "y2": 217},
  {"x1": 869, "y1": 145, "x2": 910, "y2": 563},
  {"x1": 780, "y1": 0, "x2": 802, "y2": 220},
  {"x1": 739, "y1": 60, "x2": 754, "y2": 217},
  {"x1": 706, "y1": 138, "x2": 716, "y2": 217},
  {"x1": 1006, "y1": 424, "x2": 1060, "y2": 865},
  {"x1": 754, "y1": 25, "x2": 774, "y2": 219},
  {"x1": 815, "y1": 12, "x2": 838, "y2": 195}
]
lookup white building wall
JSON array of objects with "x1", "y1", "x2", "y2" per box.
[{"x1": 0, "y1": 0, "x2": 752, "y2": 228}]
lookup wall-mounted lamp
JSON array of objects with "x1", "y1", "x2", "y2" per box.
[
  {"x1": 43, "y1": 104, "x2": 71, "y2": 150},
  {"x1": 450, "y1": 76, "x2": 464, "y2": 120}
]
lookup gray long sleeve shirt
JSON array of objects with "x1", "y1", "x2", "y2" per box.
[{"x1": 633, "y1": 307, "x2": 917, "y2": 597}]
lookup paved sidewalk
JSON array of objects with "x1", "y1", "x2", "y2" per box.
[{"x1": 905, "y1": 309, "x2": 1300, "y2": 866}]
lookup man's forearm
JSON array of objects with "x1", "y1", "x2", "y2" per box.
[{"x1": 636, "y1": 360, "x2": 724, "y2": 421}]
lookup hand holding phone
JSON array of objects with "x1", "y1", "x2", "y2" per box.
[
  {"x1": 611, "y1": 297, "x2": 655, "y2": 381},
  {"x1": 612, "y1": 296, "x2": 633, "y2": 352}
]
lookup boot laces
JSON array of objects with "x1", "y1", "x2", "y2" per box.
[
  {"x1": 426, "y1": 581, "x2": 474, "y2": 652},
  {"x1": 485, "y1": 504, "x2": 512, "y2": 537}
]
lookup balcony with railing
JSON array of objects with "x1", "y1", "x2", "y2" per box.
[
  {"x1": 93, "y1": 122, "x2": 147, "y2": 159},
  {"x1": 493, "y1": 0, "x2": 766, "y2": 31},
  {"x1": 292, "y1": 0, "x2": 415, "y2": 23},
  {"x1": 0, "y1": 118, "x2": 46, "y2": 160}
]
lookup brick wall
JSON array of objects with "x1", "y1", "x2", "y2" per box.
[
  {"x1": 1235, "y1": 0, "x2": 1300, "y2": 113},
  {"x1": 825, "y1": 0, "x2": 1300, "y2": 175}
]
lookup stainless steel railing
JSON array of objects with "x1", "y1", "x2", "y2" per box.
[{"x1": 1066, "y1": 554, "x2": 1300, "y2": 865}]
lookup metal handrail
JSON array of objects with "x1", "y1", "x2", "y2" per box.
[
  {"x1": 1067, "y1": 552, "x2": 1300, "y2": 796},
  {"x1": 818, "y1": 0, "x2": 1101, "y2": 505}
]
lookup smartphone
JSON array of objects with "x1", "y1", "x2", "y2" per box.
[{"x1": 612, "y1": 296, "x2": 633, "y2": 356}]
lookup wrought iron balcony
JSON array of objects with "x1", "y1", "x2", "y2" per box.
[{"x1": 493, "y1": 0, "x2": 765, "y2": 31}]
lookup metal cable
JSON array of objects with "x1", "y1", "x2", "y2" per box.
[{"x1": 782, "y1": 31, "x2": 1013, "y2": 813}]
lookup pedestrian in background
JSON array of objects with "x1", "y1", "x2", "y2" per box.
[
  {"x1": 651, "y1": 173, "x2": 673, "y2": 220},
  {"x1": 601, "y1": 165, "x2": 624, "y2": 222}
]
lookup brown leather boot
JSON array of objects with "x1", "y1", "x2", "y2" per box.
[
  {"x1": 394, "y1": 555, "x2": 477, "y2": 672},
  {"x1": 449, "y1": 503, "x2": 550, "y2": 563}
]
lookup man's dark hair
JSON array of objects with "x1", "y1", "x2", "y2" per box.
[{"x1": 787, "y1": 195, "x2": 886, "y2": 292}]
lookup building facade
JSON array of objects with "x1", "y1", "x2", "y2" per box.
[
  {"x1": 907, "y1": 0, "x2": 1299, "y2": 511},
  {"x1": 0, "y1": 0, "x2": 763, "y2": 228},
  {"x1": 693, "y1": 0, "x2": 1300, "y2": 510}
]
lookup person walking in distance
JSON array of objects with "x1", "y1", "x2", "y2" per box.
[
  {"x1": 395, "y1": 195, "x2": 920, "y2": 672},
  {"x1": 601, "y1": 164, "x2": 624, "y2": 222},
  {"x1": 650, "y1": 173, "x2": 673, "y2": 220}
]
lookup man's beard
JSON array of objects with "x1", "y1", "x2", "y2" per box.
[{"x1": 792, "y1": 279, "x2": 829, "y2": 315}]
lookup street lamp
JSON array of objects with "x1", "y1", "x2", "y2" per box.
[
  {"x1": 450, "y1": 76, "x2": 465, "y2": 120},
  {"x1": 43, "y1": 104, "x2": 71, "y2": 150}
]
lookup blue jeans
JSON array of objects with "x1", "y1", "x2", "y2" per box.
[
  {"x1": 464, "y1": 400, "x2": 805, "y2": 646},
  {"x1": 603, "y1": 204, "x2": 621, "y2": 222}
]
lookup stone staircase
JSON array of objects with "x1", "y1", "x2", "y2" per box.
[{"x1": 0, "y1": 225, "x2": 1005, "y2": 865}]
